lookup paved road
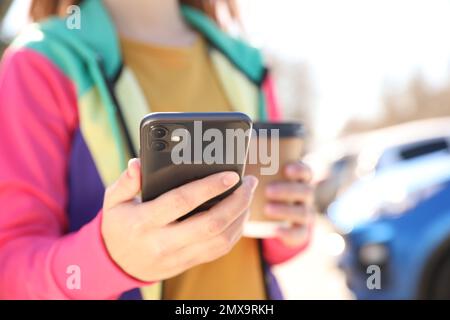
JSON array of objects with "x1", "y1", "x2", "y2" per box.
[{"x1": 273, "y1": 215, "x2": 354, "y2": 300}]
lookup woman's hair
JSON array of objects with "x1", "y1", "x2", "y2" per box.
[
  {"x1": 29, "y1": 0, "x2": 79, "y2": 21},
  {"x1": 29, "y1": 0, "x2": 239, "y2": 25}
]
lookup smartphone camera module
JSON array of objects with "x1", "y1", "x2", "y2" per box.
[
  {"x1": 151, "y1": 141, "x2": 167, "y2": 152},
  {"x1": 151, "y1": 127, "x2": 168, "y2": 139}
]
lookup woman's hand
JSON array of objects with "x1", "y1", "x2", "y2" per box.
[
  {"x1": 101, "y1": 158, "x2": 258, "y2": 282},
  {"x1": 264, "y1": 162, "x2": 315, "y2": 248}
]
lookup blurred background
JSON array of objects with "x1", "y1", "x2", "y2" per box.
[{"x1": 3, "y1": 0, "x2": 450, "y2": 299}]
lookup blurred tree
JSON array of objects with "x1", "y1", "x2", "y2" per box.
[
  {"x1": 0, "y1": 0, "x2": 14, "y2": 56},
  {"x1": 341, "y1": 71, "x2": 450, "y2": 135},
  {"x1": 0, "y1": 0, "x2": 13, "y2": 20}
]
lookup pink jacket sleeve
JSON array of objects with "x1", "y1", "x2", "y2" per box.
[
  {"x1": 0, "y1": 48, "x2": 147, "y2": 299},
  {"x1": 261, "y1": 73, "x2": 312, "y2": 265}
]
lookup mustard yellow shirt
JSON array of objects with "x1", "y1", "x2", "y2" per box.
[
  {"x1": 121, "y1": 36, "x2": 231, "y2": 113},
  {"x1": 121, "y1": 35, "x2": 265, "y2": 300}
]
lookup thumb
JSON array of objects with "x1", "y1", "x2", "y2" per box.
[{"x1": 103, "y1": 158, "x2": 141, "y2": 210}]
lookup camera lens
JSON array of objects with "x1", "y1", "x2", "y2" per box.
[
  {"x1": 151, "y1": 141, "x2": 167, "y2": 152},
  {"x1": 151, "y1": 127, "x2": 168, "y2": 139}
]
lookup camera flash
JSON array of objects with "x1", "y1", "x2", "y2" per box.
[{"x1": 171, "y1": 135, "x2": 181, "y2": 142}]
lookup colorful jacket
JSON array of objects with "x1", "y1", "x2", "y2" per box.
[{"x1": 0, "y1": 0, "x2": 307, "y2": 299}]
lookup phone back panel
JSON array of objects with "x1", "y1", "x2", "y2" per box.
[{"x1": 140, "y1": 112, "x2": 252, "y2": 218}]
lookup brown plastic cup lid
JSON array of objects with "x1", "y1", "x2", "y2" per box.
[{"x1": 252, "y1": 121, "x2": 305, "y2": 138}]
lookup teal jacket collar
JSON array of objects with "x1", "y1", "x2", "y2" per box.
[{"x1": 72, "y1": 0, "x2": 266, "y2": 84}]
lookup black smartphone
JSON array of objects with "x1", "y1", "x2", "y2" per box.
[{"x1": 140, "y1": 112, "x2": 252, "y2": 220}]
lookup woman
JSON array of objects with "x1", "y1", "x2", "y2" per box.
[{"x1": 0, "y1": 0, "x2": 314, "y2": 299}]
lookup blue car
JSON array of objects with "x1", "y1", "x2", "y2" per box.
[
  {"x1": 340, "y1": 178, "x2": 450, "y2": 299},
  {"x1": 328, "y1": 138, "x2": 450, "y2": 299}
]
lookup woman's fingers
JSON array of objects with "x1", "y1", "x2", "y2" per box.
[
  {"x1": 161, "y1": 176, "x2": 258, "y2": 251},
  {"x1": 265, "y1": 181, "x2": 314, "y2": 204},
  {"x1": 162, "y1": 212, "x2": 249, "y2": 278},
  {"x1": 103, "y1": 158, "x2": 141, "y2": 210},
  {"x1": 284, "y1": 162, "x2": 313, "y2": 182},
  {"x1": 259, "y1": 162, "x2": 315, "y2": 248},
  {"x1": 264, "y1": 203, "x2": 310, "y2": 224},
  {"x1": 138, "y1": 171, "x2": 241, "y2": 226}
]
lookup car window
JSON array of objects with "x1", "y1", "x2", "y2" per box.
[{"x1": 399, "y1": 139, "x2": 450, "y2": 160}]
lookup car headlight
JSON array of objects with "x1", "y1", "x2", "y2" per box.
[{"x1": 358, "y1": 243, "x2": 389, "y2": 266}]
